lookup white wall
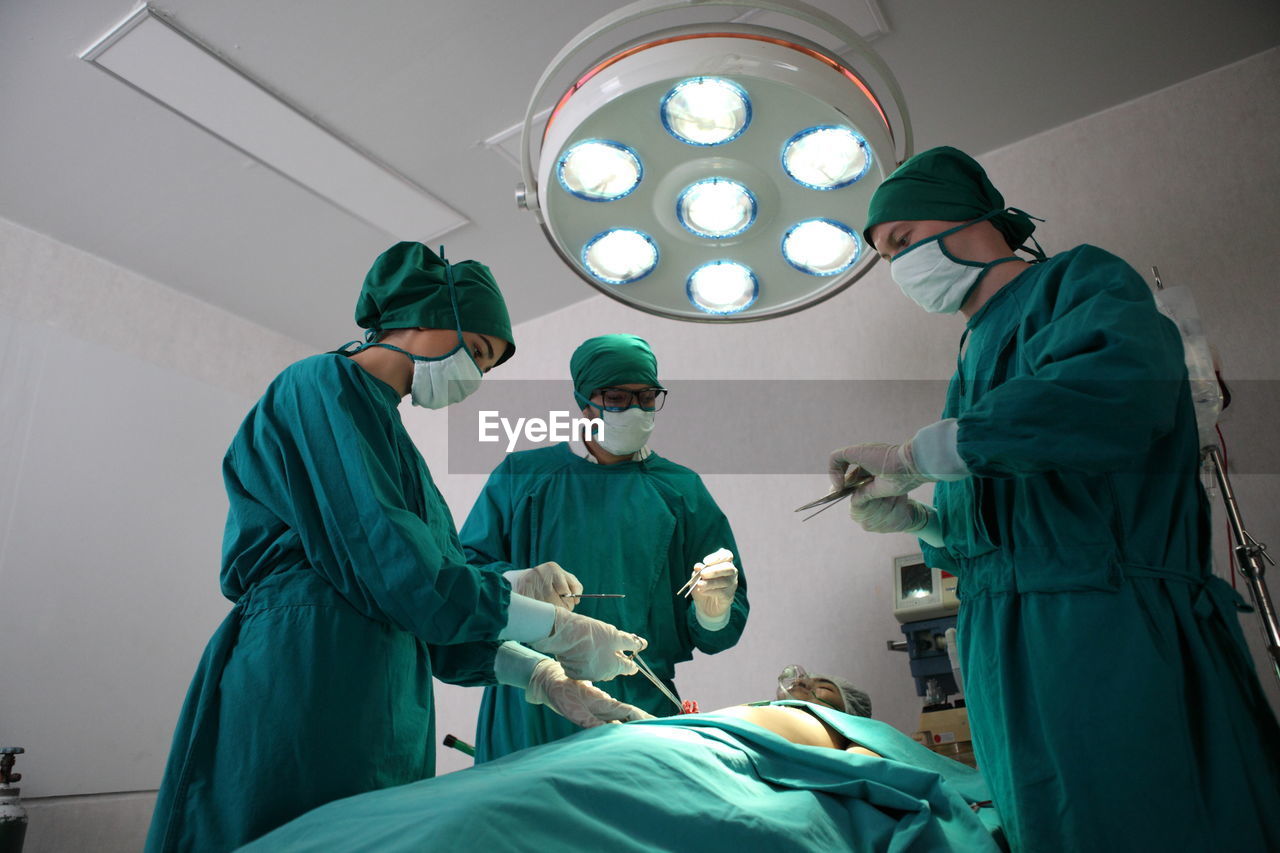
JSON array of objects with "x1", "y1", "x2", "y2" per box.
[
  {"x1": 0, "y1": 216, "x2": 312, "y2": 850},
  {"x1": 2, "y1": 46, "x2": 1277, "y2": 851}
]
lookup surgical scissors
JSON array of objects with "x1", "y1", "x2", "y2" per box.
[
  {"x1": 794, "y1": 468, "x2": 874, "y2": 522},
  {"x1": 627, "y1": 652, "x2": 683, "y2": 713}
]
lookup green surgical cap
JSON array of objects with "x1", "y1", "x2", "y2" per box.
[
  {"x1": 863, "y1": 146, "x2": 1036, "y2": 253},
  {"x1": 812, "y1": 674, "x2": 873, "y2": 718},
  {"x1": 570, "y1": 334, "x2": 659, "y2": 405},
  {"x1": 355, "y1": 242, "x2": 515, "y2": 367}
]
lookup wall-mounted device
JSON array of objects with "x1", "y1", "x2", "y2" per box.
[{"x1": 891, "y1": 553, "x2": 958, "y2": 623}]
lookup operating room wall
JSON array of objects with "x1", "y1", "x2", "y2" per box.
[
  {"x1": 423, "y1": 45, "x2": 1280, "y2": 774},
  {"x1": 0, "y1": 215, "x2": 312, "y2": 850}
]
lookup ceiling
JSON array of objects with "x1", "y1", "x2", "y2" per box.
[{"x1": 2, "y1": 0, "x2": 1277, "y2": 348}]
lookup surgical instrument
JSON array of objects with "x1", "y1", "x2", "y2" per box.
[
  {"x1": 794, "y1": 468, "x2": 874, "y2": 522},
  {"x1": 560, "y1": 593, "x2": 626, "y2": 599},
  {"x1": 676, "y1": 550, "x2": 735, "y2": 598},
  {"x1": 628, "y1": 652, "x2": 684, "y2": 713}
]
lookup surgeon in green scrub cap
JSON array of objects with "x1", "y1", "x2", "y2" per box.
[
  {"x1": 462, "y1": 333, "x2": 749, "y2": 762},
  {"x1": 826, "y1": 147, "x2": 1280, "y2": 851},
  {"x1": 147, "y1": 244, "x2": 652, "y2": 853}
]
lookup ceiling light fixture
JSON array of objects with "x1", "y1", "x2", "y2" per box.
[
  {"x1": 516, "y1": 0, "x2": 911, "y2": 322},
  {"x1": 80, "y1": 6, "x2": 465, "y2": 241}
]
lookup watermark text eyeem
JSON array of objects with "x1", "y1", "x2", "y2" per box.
[{"x1": 478, "y1": 411, "x2": 604, "y2": 452}]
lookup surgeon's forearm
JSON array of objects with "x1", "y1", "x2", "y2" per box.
[
  {"x1": 911, "y1": 419, "x2": 971, "y2": 481},
  {"x1": 498, "y1": 593, "x2": 557, "y2": 642},
  {"x1": 917, "y1": 509, "x2": 945, "y2": 548},
  {"x1": 493, "y1": 641, "x2": 550, "y2": 689},
  {"x1": 694, "y1": 606, "x2": 731, "y2": 631}
]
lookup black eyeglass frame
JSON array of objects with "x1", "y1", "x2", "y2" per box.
[{"x1": 589, "y1": 386, "x2": 668, "y2": 412}]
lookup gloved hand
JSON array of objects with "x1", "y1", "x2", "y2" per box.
[
  {"x1": 530, "y1": 608, "x2": 647, "y2": 682},
  {"x1": 525, "y1": 659, "x2": 654, "y2": 729},
  {"x1": 689, "y1": 548, "x2": 737, "y2": 625},
  {"x1": 507, "y1": 562, "x2": 583, "y2": 611},
  {"x1": 849, "y1": 493, "x2": 933, "y2": 534},
  {"x1": 828, "y1": 440, "x2": 929, "y2": 499}
]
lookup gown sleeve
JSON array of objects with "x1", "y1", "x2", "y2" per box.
[
  {"x1": 226, "y1": 359, "x2": 511, "y2": 648},
  {"x1": 956, "y1": 248, "x2": 1188, "y2": 477},
  {"x1": 681, "y1": 475, "x2": 750, "y2": 653},
  {"x1": 458, "y1": 455, "x2": 520, "y2": 575}
]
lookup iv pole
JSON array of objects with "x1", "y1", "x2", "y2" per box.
[
  {"x1": 1204, "y1": 444, "x2": 1280, "y2": 683},
  {"x1": 1153, "y1": 267, "x2": 1280, "y2": 685}
]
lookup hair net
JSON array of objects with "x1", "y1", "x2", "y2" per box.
[
  {"x1": 354, "y1": 242, "x2": 515, "y2": 366},
  {"x1": 863, "y1": 146, "x2": 1036, "y2": 253},
  {"x1": 812, "y1": 673, "x2": 873, "y2": 717}
]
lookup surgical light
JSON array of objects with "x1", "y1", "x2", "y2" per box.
[
  {"x1": 517, "y1": 0, "x2": 912, "y2": 322},
  {"x1": 677, "y1": 179, "x2": 756, "y2": 239},
  {"x1": 782, "y1": 218, "x2": 860, "y2": 275},
  {"x1": 782, "y1": 126, "x2": 872, "y2": 190},
  {"x1": 687, "y1": 261, "x2": 758, "y2": 314},
  {"x1": 557, "y1": 140, "x2": 643, "y2": 201},
  {"x1": 661, "y1": 77, "x2": 751, "y2": 146},
  {"x1": 583, "y1": 229, "x2": 659, "y2": 284}
]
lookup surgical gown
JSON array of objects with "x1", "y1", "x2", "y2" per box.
[
  {"x1": 145, "y1": 353, "x2": 512, "y2": 853},
  {"x1": 460, "y1": 444, "x2": 748, "y2": 761},
  {"x1": 921, "y1": 245, "x2": 1280, "y2": 852}
]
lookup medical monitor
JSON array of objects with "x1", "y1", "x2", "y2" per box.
[{"x1": 892, "y1": 554, "x2": 959, "y2": 623}]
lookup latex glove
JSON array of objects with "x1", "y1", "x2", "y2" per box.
[
  {"x1": 531, "y1": 608, "x2": 647, "y2": 682},
  {"x1": 849, "y1": 493, "x2": 932, "y2": 534},
  {"x1": 506, "y1": 562, "x2": 583, "y2": 611},
  {"x1": 828, "y1": 440, "x2": 928, "y2": 500},
  {"x1": 525, "y1": 659, "x2": 654, "y2": 729},
  {"x1": 690, "y1": 548, "x2": 738, "y2": 627}
]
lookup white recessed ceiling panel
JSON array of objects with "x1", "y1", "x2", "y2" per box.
[{"x1": 81, "y1": 6, "x2": 466, "y2": 242}]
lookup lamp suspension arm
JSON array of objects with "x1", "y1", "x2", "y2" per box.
[
  {"x1": 1205, "y1": 445, "x2": 1280, "y2": 685},
  {"x1": 517, "y1": 0, "x2": 912, "y2": 218}
]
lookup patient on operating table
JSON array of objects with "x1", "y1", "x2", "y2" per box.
[
  {"x1": 713, "y1": 665, "x2": 882, "y2": 757},
  {"x1": 242, "y1": 666, "x2": 1005, "y2": 853}
]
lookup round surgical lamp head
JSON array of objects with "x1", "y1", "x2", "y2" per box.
[{"x1": 518, "y1": 0, "x2": 911, "y2": 322}]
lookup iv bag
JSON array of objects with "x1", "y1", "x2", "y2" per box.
[{"x1": 1153, "y1": 284, "x2": 1222, "y2": 450}]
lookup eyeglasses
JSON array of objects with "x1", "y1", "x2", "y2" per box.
[{"x1": 592, "y1": 386, "x2": 668, "y2": 412}]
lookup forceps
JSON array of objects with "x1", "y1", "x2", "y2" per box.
[
  {"x1": 794, "y1": 468, "x2": 875, "y2": 522},
  {"x1": 627, "y1": 651, "x2": 683, "y2": 713},
  {"x1": 675, "y1": 550, "x2": 734, "y2": 598}
]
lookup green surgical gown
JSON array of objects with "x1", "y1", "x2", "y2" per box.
[
  {"x1": 460, "y1": 444, "x2": 748, "y2": 761},
  {"x1": 921, "y1": 245, "x2": 1280, "y2": 852},
  {"x1": 145, "y1": 353, "x2": 512, "y2": 853}
]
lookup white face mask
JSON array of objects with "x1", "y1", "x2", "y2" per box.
[
  {"x1": 409, "y1": 342, "x2": 482, "y2": 409},
  {"x1": 889, "y1": 215, "x2": 1024, "y2": 315},
  {"x1": 596, "y1": 407, "x2": 654, "y2": 455},
  {"x1": 890, "y1": 232, "x2": 989, "y2": 314}
]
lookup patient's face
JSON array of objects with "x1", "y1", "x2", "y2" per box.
[{"x1": 781, "y1": 678, "x2": 845, "y2": 712}]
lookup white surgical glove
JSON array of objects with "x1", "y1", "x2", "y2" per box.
[
  {"x1": 505, "y1": 562, "x2": 583, "y2": 611},
  {"x1": 530, "y1": 608, "x2": 647, "y2": 682},
  {"x1": 526, "y1": 659, "x2": 654, "y2": 729},
  {"x1": 849, "y1": 493, "x2": 933, "y2": 534},
  {"x1": 690, "y1": 548, "x2": 737, "y2": 630},
  {"x1": 828, "y1": 441, "x2": 929, "y2": 499},
  {"x1": 829, "y1": 421, "x2": 969, "y2": 497}
]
